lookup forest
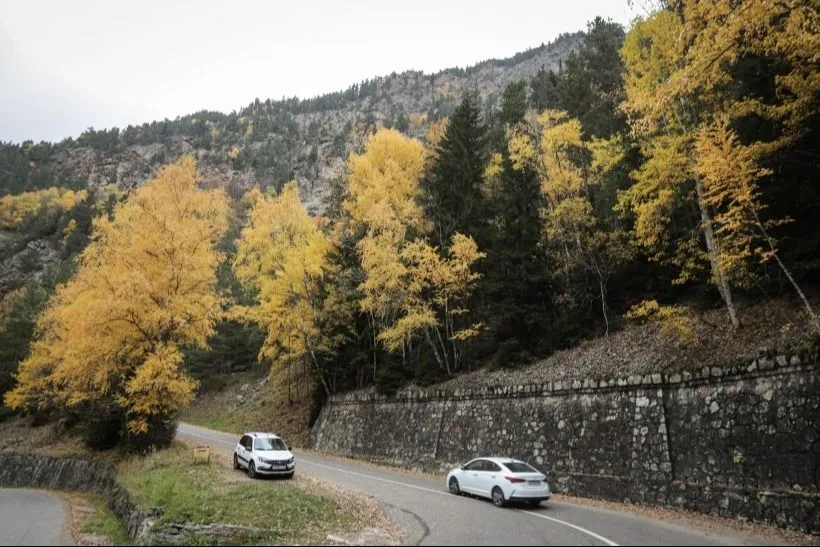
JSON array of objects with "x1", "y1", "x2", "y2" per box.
[{"x1": 1, "y1": 0, "x2": 818, "y2": 449}]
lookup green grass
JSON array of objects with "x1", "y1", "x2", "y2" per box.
[
  {"x1": 79, "y1": 498, "x2": 133, "y2": 546},
  {"x1": 118, "y1": 444, "x2": 357, "y2": 545}
]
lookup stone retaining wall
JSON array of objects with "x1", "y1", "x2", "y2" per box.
[{"x1": 310, "y1": 355, "x2": 820, "y2": 533}]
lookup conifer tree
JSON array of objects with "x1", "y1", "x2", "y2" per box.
[
  {"x1": 423, "y1": 92, "x2": 489, "y2": 250},
  {"x1": 483, "y1": 83, "x2": 552, "y2": 355},
  {"x1": 558, "y1": 17, "x2": 627, "y2": 139}
]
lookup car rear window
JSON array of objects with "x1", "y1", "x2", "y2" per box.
[{"x1": 504, "y1": 462, "x2": 538, "y2": 473}]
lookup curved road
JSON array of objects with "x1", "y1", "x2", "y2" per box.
[
  {"x1": 0, "y1": 489, "x2": 75, "y2": 546},
  {"x1": 178, "y1": 423, "x2": 763, "y2": 546}
]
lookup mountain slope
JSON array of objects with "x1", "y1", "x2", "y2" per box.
[{"x1": 0, "y1": 32, "x2": 583, "y2": 216}]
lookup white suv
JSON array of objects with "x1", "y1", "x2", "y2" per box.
[{"x1": 233, "y1": 432, "x2": 295, "y2": 479}]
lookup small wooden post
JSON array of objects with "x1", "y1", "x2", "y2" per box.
[{"x1": 193, "y1": 445, "x2": 211, "y2": 465}]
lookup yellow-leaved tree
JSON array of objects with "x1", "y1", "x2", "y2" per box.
[
  {"x1": 664, "y1": 0, "x2": 819, "y2": 157},
  {"x1": 232, "y1": 181, "x2": 334, "y2": 396},
  {"x1": 4, "y1": 156, "x2": 229, "y2": 447},
  {"x1": 508, "y1": 110, "x2": 632, "y2": 333},
  {"x1": 0, "y1": 187, "x2": 88, "y2": 230},
  {"x1": 695, "y1": 119, "x2": 819, "y2": 332},
  {"x1": 618, "y1": 0, "x2": 819, "y2": 331},
  {"x1": 618, "y1": 8, "x2": 742, "y2": 328},
  {"x1": 344, "y1": 128, "x2": 485, "y2": 375}
]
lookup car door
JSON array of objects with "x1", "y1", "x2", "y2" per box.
[
  {"x1": 475, "y1": 461, "x2": 502, "y2": 498},
  {"x1": 482, "y1": 461, "x2": 504, "y2": 497},
  {"x1": 244, "y1": 437, "x2": 255, "y2": 465},
  {"x1": 459, "y1": 460, "x2": 482, "y2": 494},
  {"x1": 468, "y1": 460, "x2": 487, "y2": 498},
  {"x1": 237, "y1": 435, "x2": 250, "y2": 466}
]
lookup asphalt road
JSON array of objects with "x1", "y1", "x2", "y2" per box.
[
  {"x1": 177, "y1": 422, "x2": 763, "y2": 546},
  {"x1": 0, "y1": 489, "x2": 75, "y2": 546}
]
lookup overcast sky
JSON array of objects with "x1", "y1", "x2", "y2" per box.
[{"x1": 1, "y1": 0, "x2": 635, "y2": 144}]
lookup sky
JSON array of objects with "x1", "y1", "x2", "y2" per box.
[{"x1": 0, "y1": 0, "x2": 636, "y2": 144}]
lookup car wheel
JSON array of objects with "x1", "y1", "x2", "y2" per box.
[
  {"x1": 492, "y1": 487, "x2": 506, "y2": 508},
  {"x1": 248, "y1": 461, "x2": 257, "y2": 479},
  {"x1": 233, "y1": 454, "x2": 240, "y2": 470},
  {"x1": 448, "y1": 477, "x2": 461, "y2": 495}
]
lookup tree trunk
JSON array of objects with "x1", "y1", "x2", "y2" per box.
[
  {"x1": 434, "y1": 327, "x2": 452, "y2": 375},
  {"x1": 444, "y1": 295, "x2": 460, "y2": 371},
  {"x1": 369, "y1": 313, "x2": 378, "y2": 382},
  {"x1": 753, "y1": 213, "x2": 820, "y2": 334},
  {"x1": 296, "y1": 312, "x2": 331, "y2": 399},
  {"x1": 695, "y1": 177, "x2": 740, "y2": 329},
  {"x1": 598, "y1": 275, "x2": 610, "y2": 336},
  {"x1": 287, "y1": 360, "x2": 293, "y2": 403},
  {"x1": 297, "y1": 358, "x2": 302, "y2": 402},
  {"x1": 588, "y1": 250, "x2": 610, "y2": 336},
  {"x1": 304, "y1": 338, "x2": 331, "y2": 399},
  {"x1": 424, "y1": 328, "x2": 448, "y2": 374}
]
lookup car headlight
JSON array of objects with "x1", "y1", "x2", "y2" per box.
[{"x1": 259, "y1": 457, "x2": 274, "y2": 464}]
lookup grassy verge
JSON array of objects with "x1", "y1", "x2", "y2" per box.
[
  {"x1": 118, "y1": 444, "x2": 359, "y2": 545},
  {"x1": 80, "y1": 498, "x2": 133, "y2": 545},
  {"x1": 64, "y1": 492, "x2": 132, "y2": 547}
]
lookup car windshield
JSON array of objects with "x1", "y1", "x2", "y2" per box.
[
  {"x1": 253, "y1": 438, "x2": 287, "y2": 451},
  {"x1": 504, "y1": 462, "x2": 538, "y2": 473}
]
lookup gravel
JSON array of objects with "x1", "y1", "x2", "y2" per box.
[{"x1": 427, "y1": 298, "x2": 818, "y2": 392}]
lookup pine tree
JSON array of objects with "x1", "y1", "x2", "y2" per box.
[
  {"x1": 557, "y1": 17, "x2": 627, "y2": 139},
  {"x1": 482, "y1": 83, "x2": 553, "y2": 357},
  {"x1": 530, "y1": 68, "x2": 561, "y2": 113},
  {"x1": 499, "y1": 81, "x2": 529, "y2": 128},
  {"x1": 423, "y1": 92, "x2": 490, "y2": 250},
  {"x1": 321, "y1": 221, "x2": 375, "y2": 391}
]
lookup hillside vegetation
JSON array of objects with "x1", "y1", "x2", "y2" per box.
[
  {"x1": 0, "y1": 34, "x2": 583, "y2": 215},
  {"x1": 181, "y1": 367, "x2": 316, "y2": 448}
]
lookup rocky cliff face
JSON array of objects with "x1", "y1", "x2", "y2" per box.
[
  {"x1": 5, "y1": 33, "x2": 583, "y2": 215},
  {"x1": 0, "y1": 234, "x2": 61, "y2": 295}
]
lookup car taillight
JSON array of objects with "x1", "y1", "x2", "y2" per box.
[{"x1": 505, "y1": 476, "x2": 526, "y2": 483}]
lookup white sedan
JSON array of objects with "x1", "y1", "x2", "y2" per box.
[{"x1": 446, "y1": 457, "x2": 550, "y2": 507}]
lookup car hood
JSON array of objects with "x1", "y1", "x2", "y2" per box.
[{"x1": 256, "y1": 450, "x2": 293, "y2": 459}]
